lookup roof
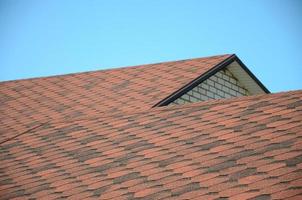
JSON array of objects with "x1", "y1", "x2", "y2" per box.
[
  {"x1": 0, "y1": 54, "x2": 231, "y2": 143},
  {"x1": 1, "y1": 54, "x2": 302, "y2": 200}
]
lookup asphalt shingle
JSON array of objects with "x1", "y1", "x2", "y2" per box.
[{"x1": 0, "y1": 54, "x2": 302, "y2": 200}]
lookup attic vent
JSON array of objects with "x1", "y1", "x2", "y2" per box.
[{"x1": 171, "y1": 67, "x2": 249, "y2": 105}]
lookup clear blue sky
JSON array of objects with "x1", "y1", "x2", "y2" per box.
[{"x1": 1, "y1": 0, "x2": 301, "y2": 92}]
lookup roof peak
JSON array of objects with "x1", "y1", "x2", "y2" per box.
[{"x1": 0, "y1": 54, "x2": 233, "y2": 84}]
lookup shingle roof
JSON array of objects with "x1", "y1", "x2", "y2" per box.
[
  {"x1": 0, "y1": 54, "x2": 231, "y2": 144},
  {"x1": 1, "y1": 55, "x2": 302, "y2": 200}
]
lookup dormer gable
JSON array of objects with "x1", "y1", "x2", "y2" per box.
[{"x1": 154, "y1": 54, "x2": 269, "y2": 106}]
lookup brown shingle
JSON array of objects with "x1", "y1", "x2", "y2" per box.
[
  {"x1": 0, "y1": 54, "x2": 301, "y2": 199},
  {"x1": 0, "y1": 54, "x2": 231, "y2": 143}
]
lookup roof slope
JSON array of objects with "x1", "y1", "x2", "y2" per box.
[
  {"x1": 0, "y1": 54, "x2": 231, "y2": 143},
  {"x1": 1, "y1": 54, "x2": 302, "y2": 200},
  {"x1": 1, "y1": 90, "x2": 302, "y2": 200}
]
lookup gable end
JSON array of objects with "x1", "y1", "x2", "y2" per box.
[{"x1": 153, "y1": 54, "x2": 270, "y2": 107}]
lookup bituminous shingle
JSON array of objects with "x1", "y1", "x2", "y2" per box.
[
  {"x1": 171, "y1": 182, "x2": 201, "y2": 196},
  {"x1": 197, "y1": 140, "x2": 224, "y2": 151},
  {"x1": 229, "y1": 168, "x2": 257, "y2": 181},
  {"x1": 285, "y1": 155, "x2": 302, "y2": 167},
  {"x1": 207, "y1": 160, "x2": 238, "y2": 173},
  {"x1": 249, "y1": 194, "x2": 271, "y2": 200},
  {"x1": 112, "y1": 172, "x2": 141, "y2": 184},
  {"x1": 0, "y1": 54, "x2": 301, "y2": 200}
]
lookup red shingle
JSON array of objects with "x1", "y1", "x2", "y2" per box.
[
  {"x1": 0, "y1": 54, "x2": 231, "y2": 143},
  {"x1": 1, "y1": 54, "x2": 302, "y2": 199}
]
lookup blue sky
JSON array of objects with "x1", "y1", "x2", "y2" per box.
[{"x1": 0, "y1": 0, "x2": 301, "y2": 92}]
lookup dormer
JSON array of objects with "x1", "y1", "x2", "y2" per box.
[{"x1": 154, "y1": 54, "x2": 269, "y2": 106}]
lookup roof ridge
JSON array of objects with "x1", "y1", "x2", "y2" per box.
[
  {"x1": 0, "y1": 54, "x2": 232, "y2": 84},
  {"x1": 30, "y1": 90, "x2": 302, "y2": 128}
]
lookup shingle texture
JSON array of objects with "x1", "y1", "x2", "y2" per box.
[
  {"x1": 0, "y1": 54, "x2": 231, "y2": 143},
  {"x1": 1, "y1": 54, "x2": 302, "y2": 200}
]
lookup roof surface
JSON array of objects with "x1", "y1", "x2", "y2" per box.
[
  {"x1": 1, "y1": 55, "x2": 302, "y2": 200},
  {"x1": 0, "y1": 54, "x2": 231, "y2": 143}
]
